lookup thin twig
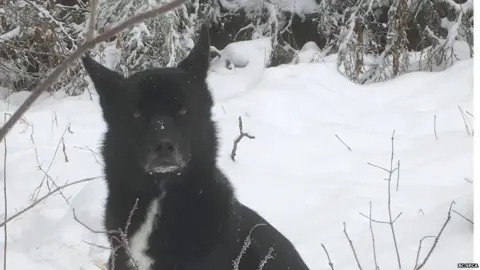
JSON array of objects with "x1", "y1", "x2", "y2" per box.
[
  {"x1": 2, "y1": 113, "x2": 9, "y2": 270},
  {"x1": 82, "y1": 240, "x2": 112, "y2": 250},
  {"x1": 335, "y1": 134, "x2": 352, "y2": 151},
  {"x1": 367, "y1": 162, "x2": 397, "y2": 174},
  {"x1": 359, "y1": 212, "x2": 403, "y2": 224},
  {"x1": 452, "y1": 210, "x2": 473, "y2": 224},
  {"x1": 231, "y1": 116, "x2": 256, "y2": 162},
  {"x1": 124, "y1": 199, "x2": 139, "y2": 235},
  {"x1": 343, "y1": 222, "x2": 363, "y2": 270},
  {"x1": 368, "y1": 202, "x2": 380, "y2": 270},
  {"x1": 396, "y1": 160, "x2": 400, "y2": 191},
  {"x1": 458, "y1": 106, "x2": 471, "y2": 136},
  {"x1": 0, "y1": 176, "x2": 101, "y2": 227},
  {"x1": 73, "y1": 146, "x2": 104, "y2": 166},
  {"x1": 73, "y1": 199, "x2": 140, "y2": 270},
  {"x1": 387, "y1": 130, "x2": 402, "y2": 269},
  {"x1": 433, "y1": 115, "x2": 438, "y2": 140},
  {"x1": 366, "y1": 130, "x2": 402, "y2": 268},
  {"x1": 414, "y1": 236, "x2": 435, "y2": 269},
  {"x1": 414, "y1": 201, "x2": 455, "y2": 270},
  {"x1": 463, "y1": 177, "x2": 473, "y2": 183},
  {"x1": 31, "y1": 123, "x2": 72, "y2": 201},
  {"x1": 0, "y1": 0, "x2": 187, "y2": 142},
  {"x1": 321, "y1": 243, "x2": 335, "y2": 270},
  {"x1": 61, "y1": 138, "x2": 69, "y2": 163},
  {"x1": 233, "y1": 223, "x2": 266, "y2": 270},
  {"x1": 257, "y1": 247, "x2": 274, "y2": 270}
]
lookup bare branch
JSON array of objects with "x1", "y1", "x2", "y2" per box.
[
  {"x1": 366, "y1": 130, "x2": 402, "y2": 268},
  {"x1": 458, "y1": 106, "x2": 472, "y2": 136},
  {"x1": 233, "y1": 223, "x2": 266, "y2": 270},
  {"x1": 73, "y1": 146, "x2": 104, "y2": 166},
  {"x1": 343, "y1": 222, "x2": 363, "y2": 270},
  {"x1": 124, "y1": 198, "x2": 139, "y2": 235},
  {"x1": 73, "y1": 199, "x2": 140, "y2": 270},
  {"x1": 231, "y1": 116, "x2": 256, "y2": 162},
  {"x1": 0, "y1": 176, "x2": 101, "y2": 227},
  {"x1": 61, "y1": 138, "x2": 69, "y2": 163},
  {"x1": 368, "y1": 202, "x2": 380, "y2": 270},
  {"x1": 433, "y1": 115, "x2": 438, "y2": 140},
  {"x1": 396, "y1": 160, "x2": 400, "y2": 191},
  {"x1": 82, "y1": 240, "x2": 112, "y2": 250},
  {"x1": 335, "y1": 134, "x2": 352, "y2": 151},
  {"x1": 0, "y1": 0, "x2": 187, "y2": 142},
  {"x1": 321, "y1": 243, "x2": 335, "y2": 270},
  {"x1": 452, "y1": 210, "x2": 473, "y2": 225},
  {"x1": 257, "y1": 247, "x2": 274, "y2": 270},
  {"x1": 414, "y1": 201, "x2": 455, "y2": 270},
  {"x1": 367, "y1": 162, "x2": 397, "y2": 174},
  {"x1": 31, "y1": 123, "x2": 72, "y2": 202},
  {"x1": 387, "y1": 130, "x2": 402, "y2": 269},
  {"x1": 414, "y1": 236, "x2": 435, "y2": 269},
  {"x1": 86, "y1": 0, "x2": 98, "y2": 41}
]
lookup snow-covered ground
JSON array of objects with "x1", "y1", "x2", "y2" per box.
[{"x1": 0, "y1": 39, "x2": 474, "y2": 270}]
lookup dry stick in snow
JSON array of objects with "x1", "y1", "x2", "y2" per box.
[
  {"x1": 321, "y1": 243, "x2": 335, "y2": 270},
  {"x1": 458, "y1": 106, "x2": 472, "y2": 136},
  {"x1": 335, "y1": 134, "x2": 352, "y2": 151},
  {"x1": 343, "y1": 222, "x2": 363, "y2": 270},
  {"x1": 368, "y1": 202, "x2": 380, "y2": 270},
  {"x1": 0, "y1": 0, "x2": 187, "y2": 142},
  {"x1": 396, "y1": 160, "x2": 400, "y2": 192},
  {"x1": 413, "y1": 236, "x2": 435, "y2": 269},
  {"x1": 31, "y1": 123, "x2": 73, "y2": 201},
  {"x1": 359, "y1": 212, "x2": 403, "y2": 224},
  {"x1": 0, "y1": 176, "x2": 101, "y2": 228},
  {"x1": 386, "y1": 130, "x2": 401, "y2": 269},
  {"x1": 32, "y1": 136, "x2": 71, "y2": 205},
  {"x1": 433, "y1": 115, "x2": 438, "y2": 140},
  {"x1": 2, "y1": 114, "x2": 8, "y2": 270},
  {"x1": 452, "y1": 210, "x2": 473, "y2": 224},
  {"x1": 73, "y1": 198, "x2": 140, "y2": 270},
  {"x1": 74, "y1": 146, "x2": 104, "y2": 166},
  {"x1": 464, "y1": 177, "x2": 473, "y2": 183},
  {"x1": 366, "y1": 130, "x2": 402, "y2": 269},
  {"x1": 231, "y1": 116, "x2": 256, "y2": 162},
  {"x1": 414, "y1": 201, "x2": 455, "y2": 270}
]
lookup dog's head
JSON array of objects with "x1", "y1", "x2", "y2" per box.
[{"x1": 83, "y1": 24, "x2": 213, "y2": 176}]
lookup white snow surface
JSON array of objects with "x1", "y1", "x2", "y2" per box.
[{"x1": 0, "y1": 40, "x2": 474, "y2": 270}]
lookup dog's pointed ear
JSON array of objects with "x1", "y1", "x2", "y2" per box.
[
  {"x1": 82, "y1": 53, "x2": 125, "y2": 98},
  {"x1": 178, "y1": 23, "x2": 210, "y2": 82}
]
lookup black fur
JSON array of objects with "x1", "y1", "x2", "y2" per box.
[{"x1": 82, "y1": 24, "x2": 310, "y2": 270}]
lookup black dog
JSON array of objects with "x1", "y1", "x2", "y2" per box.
[{"x1": 82, "y1": 24, "x2": 310, "y2": 270}]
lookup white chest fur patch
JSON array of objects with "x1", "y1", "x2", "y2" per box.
[{"x1": 128, "y1": 197, "x2": 160, "y2": 270}]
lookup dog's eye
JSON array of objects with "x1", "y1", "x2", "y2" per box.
[
  {"x1": 133, "y1": 111, "x2": 141, "y2": 118},
  {"x1": 178, "y1": 108, "x2": 187, "y2": 115}
]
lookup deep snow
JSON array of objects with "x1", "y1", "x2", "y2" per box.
[{"x1": 0, "y1": 39, "x2": 474, "y2": 270}]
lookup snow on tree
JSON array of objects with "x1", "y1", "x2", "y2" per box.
[{"x1": 0, "y1": 0, "x2": 474, "y2": 96}]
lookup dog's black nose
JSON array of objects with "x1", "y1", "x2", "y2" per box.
[{"x1": 155, "y1": 139, "x2": 175, "y2": 154}]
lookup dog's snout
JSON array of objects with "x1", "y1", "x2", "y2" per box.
[{"x1": 155, "y1": 139, "x2": 175, "y2": 154}]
